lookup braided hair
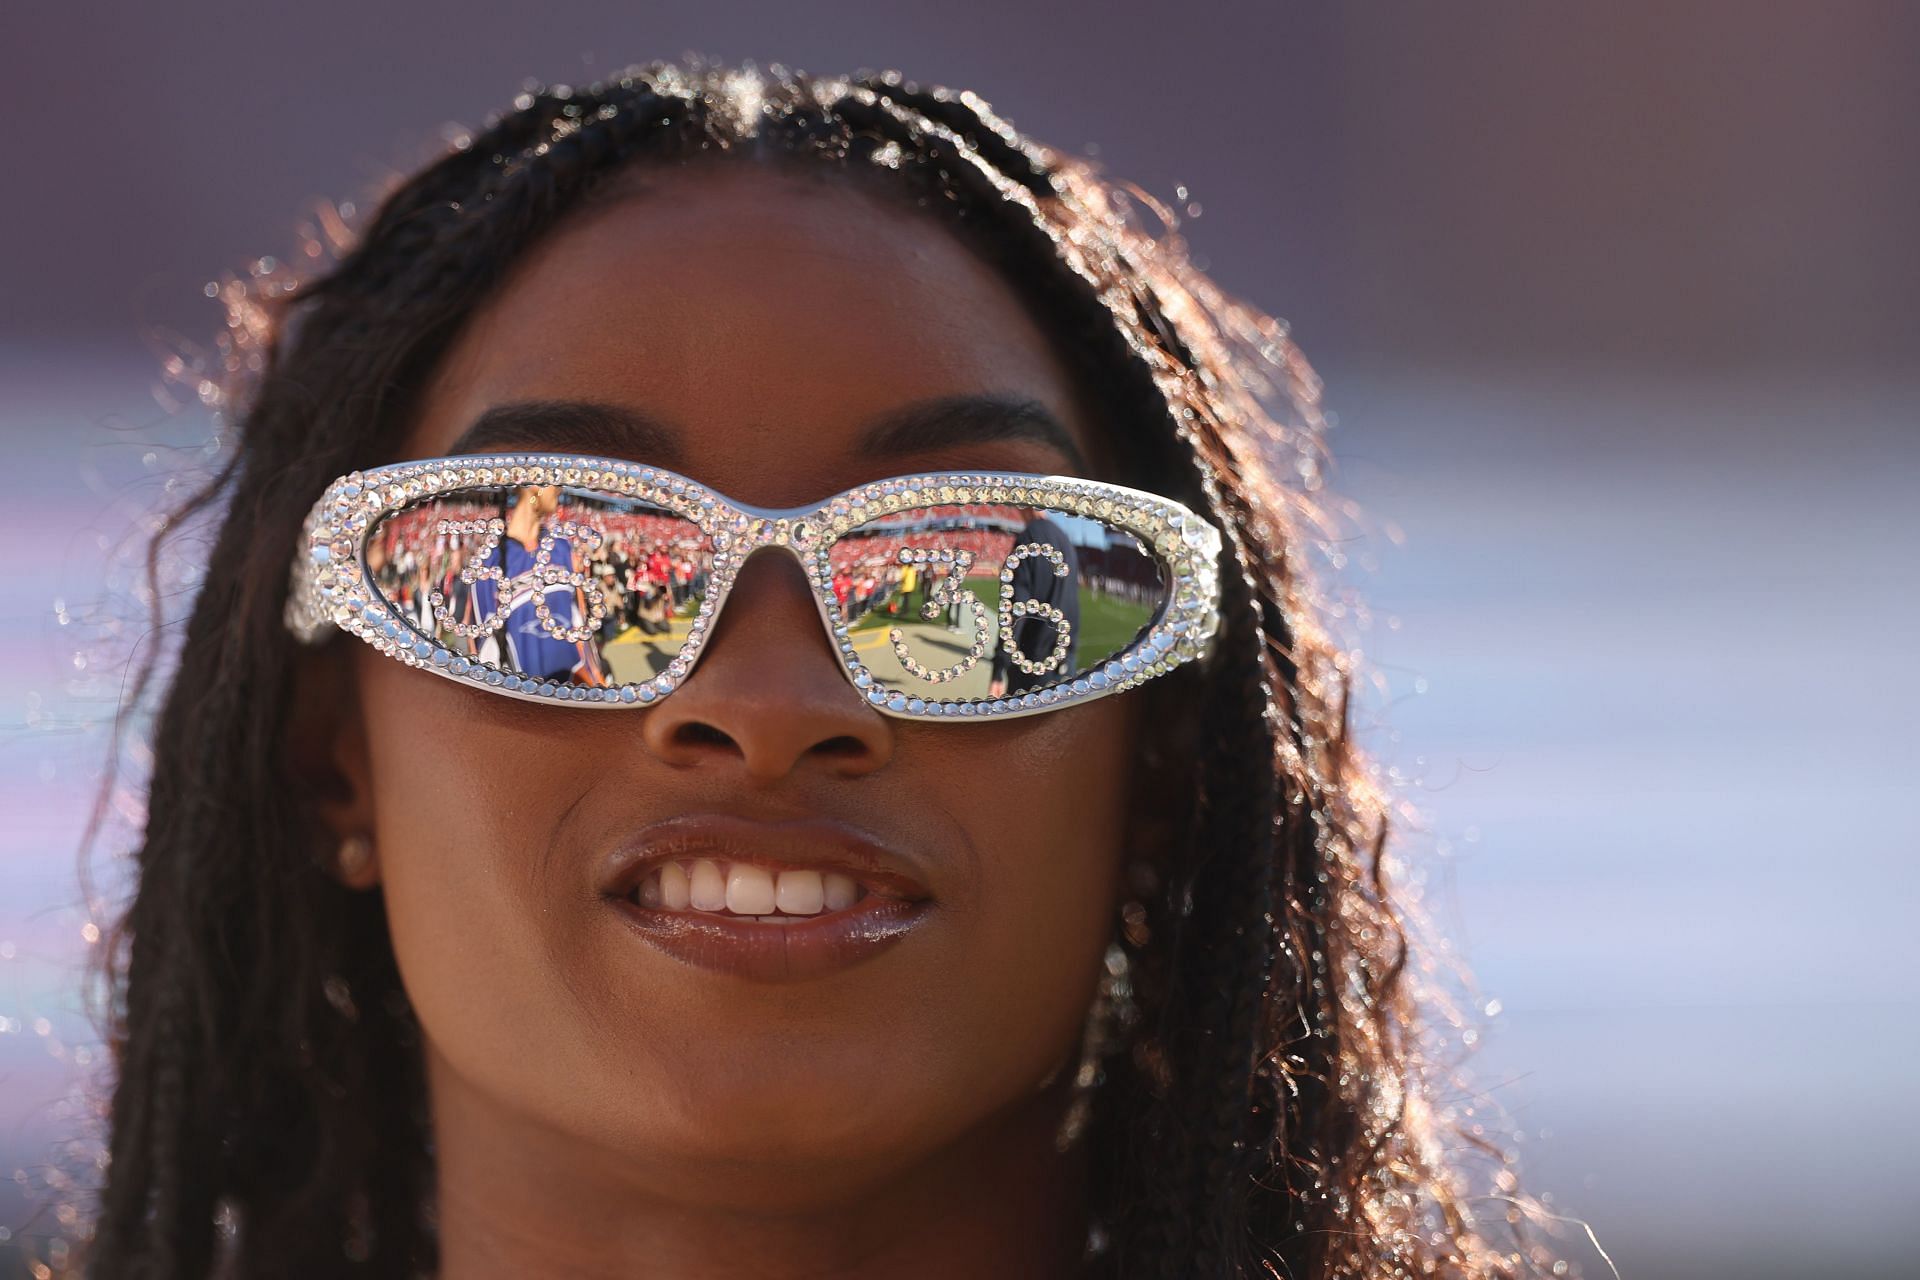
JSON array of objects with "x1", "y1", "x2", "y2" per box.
[{"x1": 83, "y1": 59, "x2": 1557, "y2": 1279}]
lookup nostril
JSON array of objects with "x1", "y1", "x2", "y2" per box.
[
  {"x1": 810, "y1": 735, "x2": 870, "y2": 759},
  {"x1": 672, "y1": 722, "x2": 738, "y2": 752}
]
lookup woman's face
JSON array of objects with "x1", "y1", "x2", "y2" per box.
[{"x1": 331, "y1": 162, "x2": 1142, "y2": 1208}]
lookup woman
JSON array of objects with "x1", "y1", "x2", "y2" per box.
[{"x1": 86, "y1": 60, "x2": 1554, "y2": 1278}]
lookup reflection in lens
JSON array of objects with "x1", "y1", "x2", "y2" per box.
[
  {"x1": 365, "y1": 485, "x2": 713, "y2": 687},
  {"x1": 828, "y1": 503, "x2": 1164, "y2": 699}
]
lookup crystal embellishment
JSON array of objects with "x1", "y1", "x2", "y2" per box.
[{"x1": 283, "y1": 453, "x2": 1224, "y2": 721}]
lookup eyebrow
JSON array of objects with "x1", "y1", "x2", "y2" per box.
[
  {"x1": 445, "y1": 400, "x2": 687, "y2": 467},
  {"x1": 441, "y1": 393, "x2": 1088, "y2": 474},
  {"x1": 853, "y1": 395, "x2": 1088, "y2": 474}
]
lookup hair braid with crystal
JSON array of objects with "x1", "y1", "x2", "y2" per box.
[{"x1": 81, "y1": 59, "x2": 1560, "y2": 1280}]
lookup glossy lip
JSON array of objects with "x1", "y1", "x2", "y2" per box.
[{"x1": 599, "y1": 813, "x2": 936, "y2": 983}]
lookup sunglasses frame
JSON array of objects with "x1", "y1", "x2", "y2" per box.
[{"x1": 285, "y1": 452, "x2": 1223, "y2": 721}]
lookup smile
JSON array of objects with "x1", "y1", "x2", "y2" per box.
[
  {"x1": 599, "y1": 814, "x2": 936, "y2": 982},
  {"x1": 631, "y1": 859, "x2": 873, "y2": 920}
]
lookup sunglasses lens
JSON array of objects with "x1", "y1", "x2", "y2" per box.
[
  {"x1": 364, "y1": 484, "x2": 714, "y2": 689},
  {"x1": 827, "y1": 503, "x2": 1165, "y2": 701}
]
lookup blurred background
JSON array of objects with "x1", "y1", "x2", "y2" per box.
[{"x1": 2, "y1": 3, "x2": 1914, "y2": 1277}]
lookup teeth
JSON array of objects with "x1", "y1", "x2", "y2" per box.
[
  {"x1": 775, "y1": 869, "x2": 824, "y2": 915},
  {"x1": 725, "y1": 864, "x2": 776, "y2": 915},
  {"x1": 824, "y1": 872, "x2": 859, "y2": 911},
  {"x1": 688, "y1": 859, "x2": 727, "y2": 911},
  {"x1": 632, "y1": 860, "x2": 873, "y2": 917},
  {"x1": 660, "y1": 862, "x2": 691, "y2": 910}
]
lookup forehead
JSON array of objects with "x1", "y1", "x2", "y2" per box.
[{"x1": 404, "y1": 161, "x2": 1106, "y2": 505}]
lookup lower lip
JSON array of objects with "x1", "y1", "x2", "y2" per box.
[{"x1": 606, "y1": 891, "x2": 933, "y2": 982}]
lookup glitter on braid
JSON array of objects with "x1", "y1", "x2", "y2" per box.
[{"x1": 80, "y1": 58, "x2": 1567, "y2": 1280}]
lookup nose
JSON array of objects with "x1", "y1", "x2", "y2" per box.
[{"x1": 640, "y1": 549, "x2": 894, "y2": 781}]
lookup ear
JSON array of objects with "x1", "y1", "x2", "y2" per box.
[
  {"x1": 1122, "y1": 674, "x2": 1206, "y2": 905},
  {"x1": 283, "y1": 639, "x2": 381, "y2": 890}
]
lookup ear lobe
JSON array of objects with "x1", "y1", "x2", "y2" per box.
[{"x1": 283, "y1": 640, "x2": 381, "y2": 889}]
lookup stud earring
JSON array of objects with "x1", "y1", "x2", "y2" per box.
[{"x1": 335, "y1": 832, "x2": 375, "y2": 881}]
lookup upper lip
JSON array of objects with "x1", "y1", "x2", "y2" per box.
[{"x1": 597, "y1": 812, "x2": 935, "y2": 903}]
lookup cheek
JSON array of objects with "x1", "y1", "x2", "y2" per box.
[
  {"x1": 918, "y1": 698, "x2": 1139, "y2": 1088},
  {"x1": 355, "y1": 656, "x2": 605, "y2": 1108}
]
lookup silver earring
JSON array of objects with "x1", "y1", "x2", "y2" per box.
[
  {"x1": 1054, "y1": 928, "x2": 1139, "y2": 1154},
  {"x1": 335, "y1": 832, "x2": 374, "y2": 879}
]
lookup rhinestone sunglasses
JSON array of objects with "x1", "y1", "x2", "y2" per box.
[{"x1": 284, "y1": 453, "x2": 1223, "y2": 721}]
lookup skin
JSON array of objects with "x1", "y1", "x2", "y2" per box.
[{"x1": 304, "y1": 161, "x2": 1145, "y2": 1278}]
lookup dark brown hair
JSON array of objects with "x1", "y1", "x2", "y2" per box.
[{"x1": 83, "y1": 59, "x2": 1558, "y2": 1279}]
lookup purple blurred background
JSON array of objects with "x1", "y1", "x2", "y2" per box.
[{"x1": 3, "y1": 4, "x2": 1915, "y2": 1277}]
